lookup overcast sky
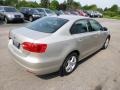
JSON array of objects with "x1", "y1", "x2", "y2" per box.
[{"x1": 27, "y1": 0, "x2": 120, "y2": 9}]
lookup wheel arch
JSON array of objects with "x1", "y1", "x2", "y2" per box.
[
  {"x1": 62, "y1": 50, "x2": 80, "y2": 64},
  {"x1": 59, "y1": 50, "x2": 80, "y2": 76},
  {"x1": 68, "y1": 50, "x2": 80, "y2": 57}
]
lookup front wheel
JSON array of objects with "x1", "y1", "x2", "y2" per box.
[
  {"x1": 29, "y1": 16, "x2": 33, "y2": 22},
  {"x1": 4, "y1": 17, "x2": 9, "y2": 24},
  {"x1": 102, "y1": 38, "x2": 110, "y2": 49},
  {"x1": 60, "y1": 52, "x2": 78, "y2": 76}
]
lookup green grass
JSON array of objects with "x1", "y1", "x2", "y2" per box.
[{"x1": 104, "y1": 15, "x2": 120, "y2": 20}]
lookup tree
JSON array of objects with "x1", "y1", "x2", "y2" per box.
[
  {"x1": 109, "y1": 4, "x2": 118, "y2": 12},
  {"x1": 67, "y1": 0, "x2": 73, "y2": 9},
  {"x1": 104, "y1": 7, "x2": 108, "y2": 11},
  {"x1": 5, "y1": 0, "x2": 18, "y2": 6},
  {"x1": 82, "y1": 5, "x2": 89, "y2": 10},
  {"x1": 67, "y1": 0, "x2": 81, "y2": 9},
  {"x1": 50, "y1": 0, "x2": 59, "y2": 10},
  {"x1": 16, "y1": 0, "x2": 27, "y2": 8},
  {"x1": 59, "y1": 3, "x2": 67, "y2": 10},
  {"x1": 16, "y1": 0, "x2": 40, "y2": 9},
  {"x1": 89, "y1": 4, "x2": 97, "y2": 10},
  {"x1": 27, "y1": 1, "x2": 40, "y2": 8},
  {"x1": 67, "y1": 0, "x2": 73, "y2": 5},
  {"x1": 97, "y1": 8, "x2": 103, "y2": 12},
  {"x1": 82, "y1": 4, "x2": 97, "y2": 10},
  {"x1": 71, "y1": 1, "x2": 81, "y2": 9},
  {"x1": 0, "y1": 0, "x2": 3, "y2": 5},
  {"x1": 41, "y1": 0, "x2": 50, "y2": 8}
]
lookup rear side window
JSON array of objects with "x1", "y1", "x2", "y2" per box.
[
  {"x1": 26, "y1": 17, "x2": 68, "y2": 33},
  {"x1": 89, "y1": 19, "x2": 102, "y2": 31},
  {"x1": 70, "y1": 20, "x2": 88, "y2": 34}
]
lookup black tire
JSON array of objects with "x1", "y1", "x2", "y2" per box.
[
  {"x1": 21, "y1": 19, "x2": 24, "y2": 23},
  {"x1": 29, "y1": 16, "x2": 33, "y2": 22},
  {"x1": 60, "y1": 52, "x2": 79, "y2": 76},
  {"x1": 102, "y1": 38, "x2": 110, "y2": 49}
]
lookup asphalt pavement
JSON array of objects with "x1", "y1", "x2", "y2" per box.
[{"x1": 0, "y1": 18, "x2": 120, "y2": 90}]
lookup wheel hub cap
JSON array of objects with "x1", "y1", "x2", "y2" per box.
[{"x1": 65, "y1": 56, "x2": 77, "y2": 73}]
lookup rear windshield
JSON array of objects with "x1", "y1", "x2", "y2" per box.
[
  {"x1": 26, "y1": 17, "x2": 69, "y2": 33},
  {"x1": 4, "y1": 7, "x2": 17, "y2": 12}
]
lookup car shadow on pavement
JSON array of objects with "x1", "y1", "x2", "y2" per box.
[
  {"x1": 37, "y1": 49, "x2": 102, "y2": 80},
  {"x1": 37, "y1": 71, "x2": 60, "y2": 80}
]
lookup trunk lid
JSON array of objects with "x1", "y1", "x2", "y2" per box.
[
  {"x1": 10, "y1": 27, "x2": 51, "y2": 43},
  {"x1": 9, "y1": 27, "x2": 51, "y2": 54}
]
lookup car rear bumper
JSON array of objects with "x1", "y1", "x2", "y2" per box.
[{"x1": 8, "y1": 40, "x2": 61, "y2": 75}]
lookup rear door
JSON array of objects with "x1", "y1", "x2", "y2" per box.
[
  {"x1": 88, "y1": 19, "x2": 105, "y2": 49},
  {"x1": 70, "y1": 19, "x2": 98, "y2": 59}
]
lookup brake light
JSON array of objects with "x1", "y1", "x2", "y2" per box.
[{"x1": 22, "y1": 42, "x2": 47, "y2": 53}]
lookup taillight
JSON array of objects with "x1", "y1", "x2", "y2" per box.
[{"x1": 22, "y1": 42, "x2": 47, "y2": 53}]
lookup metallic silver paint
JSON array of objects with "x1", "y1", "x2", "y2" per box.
[{"x1": 8, "y1": 15, "x2": 110, "y2": 75}]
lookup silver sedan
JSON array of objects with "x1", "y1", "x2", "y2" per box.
[{"x1": 8, "y1": 15, "x2": 110, "y2": 76}]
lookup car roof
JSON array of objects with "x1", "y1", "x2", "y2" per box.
[{"x1": 51, "y1": 15, "x2": 89, "y2": 21}]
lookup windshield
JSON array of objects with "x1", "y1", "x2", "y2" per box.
[
  {"x1": 45, "y1": 9, "x2": 54, "y2": 14},
  {"x1": 4, "y1": 7, "x2": 17, "y2": 12},
  {"x1": 36, "y1": 9, "x2": 45, "y2": 15},
  {"x1": 26, "y1": 17, "x2": 69, "y2": 33},
  {"x1": 31, "y1": 9, "x2": 39, "y2": 14}
]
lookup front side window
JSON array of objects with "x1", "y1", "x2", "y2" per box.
[
  {"x1": 26, "y1": 17, "x2": 68, "y2": 33},
  {"x1": 70, "y1": 20, "x2": 88, "y2": 34},
  {"x1": 4, "y1": 7, "x2": 17, "y2": 12},
  {"x1": 89, "y1": 19, "x2": 102, "y2": 31}
]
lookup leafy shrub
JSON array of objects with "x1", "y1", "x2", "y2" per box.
[{"x1": 103, "y1": 11, "x2": 118, "y2": 17}]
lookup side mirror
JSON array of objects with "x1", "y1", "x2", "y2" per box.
[{"x1": 102, "y1": 27, "x2": 108, "y2": 31}]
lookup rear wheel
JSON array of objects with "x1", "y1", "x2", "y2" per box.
[{"x1": 60, "y1": 52, "x2": 78, "y2": 76}]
